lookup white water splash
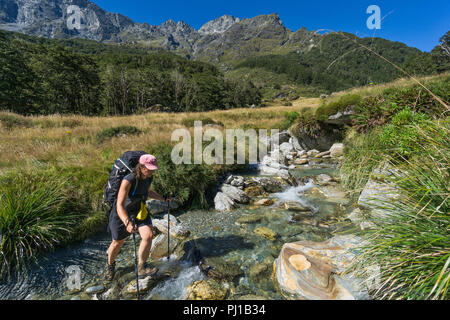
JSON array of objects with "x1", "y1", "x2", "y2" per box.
[
  {"x1": 270, "y1": 179, "x2": 319, "y2": 213},
  {"x1": 147, "y1": 264, "x2": 205, "y2": 300}
]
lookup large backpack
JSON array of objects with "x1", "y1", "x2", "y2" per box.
[{"x1": 103, "y1": 151, "x2": 147, "y2": 213}]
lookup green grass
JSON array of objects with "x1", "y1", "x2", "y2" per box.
[
  {"x1": 315, "y1": 94, "x2": 362, "y2": 122},
  {"x1": 0, "y1": 171, "x2": 87, "y2": 280},
  {"x1": 181, "y1": 117, "x2": 223, "y2": 128},
  {"x1": 96, "y1": 125, "x2": 143, "y2": 143},
  {"x1": 347, "y1": 120, "x2": 449, "y2": 299}
]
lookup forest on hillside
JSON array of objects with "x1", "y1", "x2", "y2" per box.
[{"x1": 0, "y1": 31, "x2": 261, "y2": 116}]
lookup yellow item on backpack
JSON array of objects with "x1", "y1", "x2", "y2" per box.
[{"x1": 136, "y1": 201, "x2": 148, "y2": 221}]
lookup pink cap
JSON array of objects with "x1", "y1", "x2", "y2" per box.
[{"x1": 139, "y1": 154, "x2": 159, "y2": 170}]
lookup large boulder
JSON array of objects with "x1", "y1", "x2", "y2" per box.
[
  {"x1": 214, "y1": 192, "x2": 236, "y2": 212},
  {"x1": 220, "y1": 184, "x2": 250, "y2": 204},
  {"x1": 358, "y1": 164, "x2": 400, "y2": 218},
  {"x1": 150, "y1": 233, "x2": 181, "y2": 260},
  {"x1": 152, "y1": 214, "x2": 190, "y2": 238},
  {"x1": 274, "y1": 235, "x2": 370, "y2": 300},
  {"x1": 329, "y1": 143, "x2": 344, "y2": 158}
]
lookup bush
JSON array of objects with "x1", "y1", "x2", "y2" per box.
[
  {"x1": 315, "y1": 94, "x2": 362, "y2": 121},
  {"x1": 146, "y1": 142, "x2": 219, "y2": 209},
  {"x1": 96, "y1": 126, "x2": 143, "y2": 143},
  {"x1": 348, "y1": 120, "x2": 450, "y2": 300},
  {"x1": 271, "y1": 111, "x2": 300, "y2": 131}
]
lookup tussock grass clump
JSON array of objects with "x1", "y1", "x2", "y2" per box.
[
  {"x1": 348, "y1": 121, "x2": 449, "y2": 300},
  {"x1": 96, "y1": 125, "x2": 143, "y2": 143},
  {"x1": 0, "y1": 172, "x2": 86, "y2": 280},
  {"x1": 181, "y1": 117, "x2": 223, "y2": 128},
  {"x1": 0, "y1": 113, "x2": 33, "y2": 130}
]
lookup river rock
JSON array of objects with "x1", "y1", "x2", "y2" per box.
[
  {"x1": 186, "y1": 279, "x2": 228, "y2": 300},
  {"x1": 253, "y1": 227, "x2": 278, "y2": 241},
  {"x1": 274, "y1": 235, "x2": 369, "y2": 300},
  {"x1": 330, "y1": 143, "x2": 344, "y2": 158},
  {"x1": 244, "y1": 185, "x2": 265, "y2": 197},
  {"x1": 254, "y1": 198, "x2": 274, "y2": 206},
  {"x1": 200, "y1": 257, "x2": 243, "y2": 282},
  {"x1": 146, "y1": 199, "x2": 180, "y2": 215},
  {"x1": 251, "y1": 177, "x2": 284, "y2": 193},
  {"x1": 220, "y1": 184, "x2": 250, "y2": 204},
  {"x1": 314, "y1": 174, "x2": 334, "y2": 186},
  {"x1": 284, "y1": 201, "x2": 310, "y2": 212},
  {"x1": 279, "y1": 142, "x2": 295, "y2": 155},
  {"x1": 294, "y1": 159, "x2": 309, "y2": 165},
  {"x1": 235, "y1": 214, "x2": 265, "y2": 225},
  {"x1": 102, "y1": 284, "x2": 120, "y2": 300},
  {"x1": 152, "y1": 214, "x2": 190, "y2": 238},
  {"x1": 150, "y1": 233, "x2": 180, "y2": 260},
  {"x1": 307, "y1": 150, "x2": 320, "y2": 157},
  {"x1": 315, "y1": 151, "x2": 331, "y2": 158},
  {"x1": 214, "y1": 192, "x2": 236, "y2": 212},
  {"x1": 124, "y1": 276, "x2": 157, "y2": 294},
  {"x1": 249, "y1": 257, "x2": 273, "y2": 281},
  {"x1": 289, "y1": 136, "x2": 304, "y2": 152},
  {"x1": 358, "y1": 163, "x2": 400, "y2": 218},
  {"x1": 85, "y1": 285, "x2": 105, "y2": 295},
  {"x1": 226, "y1": 175, "x2": 245, "y2": 188}
]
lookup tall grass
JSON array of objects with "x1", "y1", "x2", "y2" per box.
[
  {"x1": 348, "y1": 121, "x2": 449, "y2": 299},
  {"x1": 0, "y1": 172, "x2": 86, "y2": 280}
]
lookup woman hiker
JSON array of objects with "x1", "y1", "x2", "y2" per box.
[{"x1": 105, "y1": 154, "x2": 167, "y2": 281}]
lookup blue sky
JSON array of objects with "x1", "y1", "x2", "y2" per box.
[{"x1": 93, "y1": 0, "x2": 450, "y2": 52}]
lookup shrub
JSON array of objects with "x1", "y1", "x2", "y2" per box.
[
  {"x1": 315, "y1": 94, "x2": 362, "y2": 122},
  {"x1": 96, "y1": 126, "x2": 143, "y2": 143},
  {"x1": 273, "y1": 111, "x2": 299, "y2": 131},
  {"x1": 146, "y1": 142, "x2": 219, "y2": 209}
]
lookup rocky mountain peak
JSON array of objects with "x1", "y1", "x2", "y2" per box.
[{"x1": 198, "y1": 14, "x2": 240, "y2": 35}]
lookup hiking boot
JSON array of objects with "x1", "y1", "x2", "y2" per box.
[
  {"x1": 137, "y1": 262, "x2": 158, "y2": 277},
  {"x1": 105, "y1": 261, "x2": 116, "y2": 281}
]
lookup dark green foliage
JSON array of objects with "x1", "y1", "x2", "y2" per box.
[
  {"x1": 96, "y1": 126, "x2": 143, "y2": 143},
  {"x1": 146, "y1": 142, "x2": 218, "y2": 209},
  {"x1": 0, "y1": 172, "x2": 89, "y2": 279},
  {"x1": 347, "y1": 121, "x2": 450, "y2": 300},
  {"x1": 273, "y1": 111, "x2": 300, "y2": 130},
  {"x1": 316, "y1": 94, "x2": 362, "y2": 121},
  {"x1": 235, "y1": 32, "x2": 422, "y2": 93},
  {"x1": 0, "y1": 30, "x2": 262, "y2": 116},
  {"x1": 352, "y1": 76, "x2": 450, "y2": 133},
  {"x1": 403, "y1": 31, "x2": 450, "y2": 76}
]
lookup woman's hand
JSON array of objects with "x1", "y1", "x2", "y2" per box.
[{"x1": 125, "y1": 219, "x2": 137, "y2": 234}]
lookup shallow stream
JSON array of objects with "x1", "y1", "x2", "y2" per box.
[{"x1": 0, "y1": 159, "x2": 354, "y2": 300}]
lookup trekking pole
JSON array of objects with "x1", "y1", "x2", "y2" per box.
[
  {"x1": 167, "y1": 198, "x2": 171, "y2": 261},
  {"x1": 131, "y1": 216, "x2": 140, "y2": 300}
]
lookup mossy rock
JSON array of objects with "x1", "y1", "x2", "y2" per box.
[{"x1": 186, "y1": 279, "x2": 229, "y2": 300}]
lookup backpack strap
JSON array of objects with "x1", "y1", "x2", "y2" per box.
[{"x1": 131, "y1": 179, "x2": 139, "y2": 197}]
